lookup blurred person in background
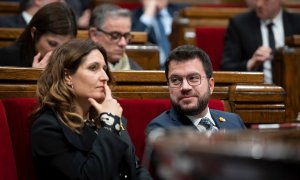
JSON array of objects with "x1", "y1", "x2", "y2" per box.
[
  {"x1": 131, "y1": 0, "x2": 187, "y2": 69},
  {"x1": 0, "y1": 2, "x2": 77, "y2": 68},
  {"x1": 0, "y1": 0, "x2": 62, "y2": 27},
  {"x1": 220, "y1": 0, "x2": 300, "y2": 83},
  {"x1": 89, "y1": 4, "x2": 142, "y2": 70}
]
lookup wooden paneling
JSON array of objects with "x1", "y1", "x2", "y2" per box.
[
  {"x1": 273, "y1": 35, "x2": 300, "y2": 121},
  {"x1": 126, "y1": 45, "x2": 160, "y2": 70},
  {"x1": 0, "y1": 67, "x2": 286, "y2": 125},
  {"x1": 0, "y1": 2, "x2": 19, "y2": 16},
  {"x1": 0, "y1": 28, "x2": 148, "y2": 47},
  {"x1": 0, "y1": 28, "x2": 159, "y2": 70}
]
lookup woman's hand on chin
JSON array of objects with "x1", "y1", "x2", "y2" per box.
[
  {"x1": 88, "y1": 84, "x2": 123, "y2": 118},
  {"x1": 32, "y1": 51, "x2": 52, "y2": 69}
]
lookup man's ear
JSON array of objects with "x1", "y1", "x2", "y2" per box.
[
  {"x1": 209, "y1": 77, "x2": 215, "y2": 95},
  {"x1": 31, "y1": 26, "x2": 37, "y2": 39},
  {"x1": 64, "y1": 70, "x2": 73, "y2": 86},
  {"x1": 89, "y1": 27, "x2": 98, "y2": 42}
]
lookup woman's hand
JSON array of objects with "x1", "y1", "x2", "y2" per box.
[
  {"x1": 88, "y1": 84, "x2": 123, "y2": 118},
  {"x1": 32, "y1": 51, "x2": 52, "y2": 68},
  {"x1": 88, "y1": 85, "x2": 123, "y2": 134}
]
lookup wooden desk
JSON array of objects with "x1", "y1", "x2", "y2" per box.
[
  {"x1": 273, "y1": 35, "x2": 300, "y2": 121},
  {"x1": 0, "y1": 28, "x2": 148, "y2": 47},
  {"x1": 0, "y1": 28, "x2": 160, "y2": 70},
  {"x1": 0, "y1": 67, "x2": 286, "y2": 125}
]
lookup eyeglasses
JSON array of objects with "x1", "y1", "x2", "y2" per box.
[
  {"x1": 168, "y1": 74, "x2": 207, "y2": 88},
  {"x1": 96, "y1": 28, "x2": 134, "y2": 43}
]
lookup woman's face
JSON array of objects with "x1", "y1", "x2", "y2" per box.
[
  {"x1": 35, "y1": 33, "x2": 72, "y2": 58},
  {"x1": 68, "y1": 49, "x2": 109, "y2": 104}
]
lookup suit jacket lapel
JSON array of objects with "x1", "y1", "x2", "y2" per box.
[
  {"x1": 248, "y1": 10, "x2": 264, "y2": 71},
  {"x1": 210, "y1": 110, "x2": 230, "y2": 129},
  {"x1": 170, "y1": 108, "x2": 198, "y2": 130},
  {"x1": 282, "y1": 10, "x2": 294, "y2": 36}
]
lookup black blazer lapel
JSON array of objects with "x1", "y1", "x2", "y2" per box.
[
  {"x1": 170, "y1": 108, "x2": 198, "y2": 130},
  {"x1": 59, "y1": 120, "x2": 96, "y2": 152}
]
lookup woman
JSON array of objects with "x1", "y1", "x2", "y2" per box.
[
  {"x1": 0, "y1": 2, "x2": 77, "y2": 68},
  {"x1": 31, "y1": 39, "x2": 152, "y2": 180}
]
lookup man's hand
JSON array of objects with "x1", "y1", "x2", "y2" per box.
[{"x1": 247, "y1": 46, "x2": 273, "y2": 70}]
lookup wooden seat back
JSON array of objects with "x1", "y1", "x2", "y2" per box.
[
  {"x1": 0, "y1": 67, "x2": 286, "y2": 125},
  {"x1": 0, "y1": 28, "x2": 160, "y2": 70}
]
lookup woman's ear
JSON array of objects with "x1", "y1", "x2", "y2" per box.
[
  {"x1": 31, "y1": 26, "x2": 37, "y2": 39},
  {"x1": 64, "y1": 71, "x2": 73, "y2": 86}
]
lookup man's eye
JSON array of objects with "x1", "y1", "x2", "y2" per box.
[
  {"x1": 189, "y1": 75, "x2": 200, "y2": 81},
  {"x1": 170, "y1": 77, "x2": 181, "y2": 84},
  {"x1": 111, "y1": 33, "x2": 121, "y2": 40}
]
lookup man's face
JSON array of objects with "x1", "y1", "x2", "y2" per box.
[
  {"x1": 167, "y1": 58, "x2": 214, "y2": 117},
  {"x1": 90, "y1": 16, "x2": 131, "y2": 64},
  {"x1": 255, "y1": 0, "x2": 283, "y2": 20}
]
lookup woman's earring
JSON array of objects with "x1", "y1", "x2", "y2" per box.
[{"x1": 68, "y1": 83, "x2": 73, "y2": 89}]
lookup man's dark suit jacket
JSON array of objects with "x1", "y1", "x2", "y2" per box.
[
  {"x1": 31, "y1": 107, "x2": 152, "y2": 180},
  {"x1": 220, "y1": 10, "x2": 300, "y2": 71},
  {"x1": 146, "y1": 108, "x2": 246, "y2": 134},
  {"x1": 131, "y1": 3, "x2": 185, "y2": 46},
  {"x1": 0, "y1": 15, "x2": 27, "y2": 28}
]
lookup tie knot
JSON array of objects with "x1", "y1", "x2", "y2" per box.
[
  {"x1": 198, "y1": 117, "x2": 214, "y2": 130},
  {"x1": 267, "y1": 22, "x2": 274, "y2": 29}
]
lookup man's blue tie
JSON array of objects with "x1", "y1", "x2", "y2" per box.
[
  {"x1": 198, "y1": 117, "x2": 218, "y2": 132},
  {"x1": 156, "y1": 13, "x2": 171, "y2": 64}
]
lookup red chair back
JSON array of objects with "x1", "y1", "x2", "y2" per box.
[
  {"x1": 118, "y1": 98, "x2": 224, "y2": 160},
  {"x1": 0, "y1": 100, "x2": 18, "y2": 180},
  {"x1": 2, "y1": 98, "x2": 38, "y2": 180},
  {"x1": 195, "y1": 26, "x2": 227, "y2": 71}
]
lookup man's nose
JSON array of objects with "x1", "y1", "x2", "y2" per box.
[
  {"x1": 181, "y1": 79, "x2": 192, "y2": 90},
  {"x1": 118, "y1": 36, "x2": 127, "y2": 46}
]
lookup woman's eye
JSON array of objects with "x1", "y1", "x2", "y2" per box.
[
  {"x1": 89, "y1": 65, "x2": 97, "y2": 71},
  {"x1": 48, "y1": 41, "x2": 58, "y2": 47}
]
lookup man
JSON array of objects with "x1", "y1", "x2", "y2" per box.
[
  {"x1": 89, "y1": 4, "x2": 142, "y2": 70},
  {"x1": 131, "y1": 0, "x2": 186, "y2": 69},
  {"x1": 220, "y1": 0, "x2": 300, "y2": 83},
  {"x1": 146, "y1": 45, "x2": 246, "y2": 135},
  {"x1": 0, "y1": 0, "x2": 62, "y2": 27}
]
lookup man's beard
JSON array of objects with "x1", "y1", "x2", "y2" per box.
[{"x1": 171, "y1": 88, "x2": 211, "y2": 116}]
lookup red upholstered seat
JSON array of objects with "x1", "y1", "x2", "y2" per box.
[
  {"x1": 118, "y1": 98, "x2": 224, "y2": 160},
  {"x1": 117, "y1": 2, "x2": 141, "y2": 10},
  {"x1": 118, "y1": 99, "x2": 172, "y2": 160},
  {"x1": 0, "y1": 100, "x2": 18, "y2": 180},
  {"x1": 1, "y1": 97, "x2": 224, "y2": 177},
  {"x1": 2, "y1": 98, "x2": 38, "y2": 180},
  {"x1": 195, "y1": 26, "x2": 226, "y2": 71}
]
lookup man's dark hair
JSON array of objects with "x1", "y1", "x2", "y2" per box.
[{"x1": 164, "y1": 45, "x2": 213, "y2": 79}]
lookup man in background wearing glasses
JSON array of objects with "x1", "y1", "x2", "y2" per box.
[
  {"x1": 89, "y1": 4, "x2": 142, "y2": 70},
  {"x1": 146, "y1": 45, "x2": 246, "y2": 135}
]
